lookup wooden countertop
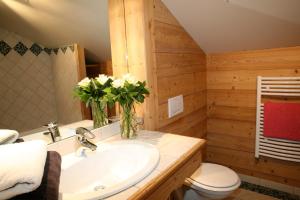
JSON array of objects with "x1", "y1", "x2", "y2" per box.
[{"x1": 104, "y1": 130, "x2": 206, "y2": 200}]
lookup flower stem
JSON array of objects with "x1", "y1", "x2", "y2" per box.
[
  {"x1": 121, "y1": 103, "x2": 137, "y2": 139},
  {"x1": 91, "y1": 100, "x2": 108, "y2": 128}
]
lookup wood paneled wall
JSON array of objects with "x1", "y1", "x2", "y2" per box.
[
  {"x1": 153, "y1": 0, "x2": 207, "y2": 137},
  {"x1": 109, "y1": 0, "x2": 157, "y2": 130},
  {"x1": 206, "y1": 46, "x2": 300, "y2": 187},
  {"x1": 109, "y1": 0, "x2": 207, "y2": 137}
]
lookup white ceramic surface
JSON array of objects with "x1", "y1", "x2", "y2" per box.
[
  {"x1": 184, "y1": 163, "x2": 241, "y2": 200},
  {"x1": 59, "y1": 140, "x2": 160, "y2": 200},
  {"x1": 188, "y1": 163, "x2": 240, "y2": 190}
]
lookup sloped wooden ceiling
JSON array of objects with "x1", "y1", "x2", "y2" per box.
[
  {"x1": 0, "y1": 0, "x2": 111, "y2": 61},
  {"x1": 162, "y1": 0, "x2": 300, "y2": 53}
]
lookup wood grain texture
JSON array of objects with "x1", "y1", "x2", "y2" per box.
[
  {"x1": 206, "y1": 46, "x2": 300, "y2": 187},
  {"x1": 159, "y1": 109, "x2": 207, "y2": 138},
  {"x1": 74, "y1": 44, "x2": 91, "y2": 120},
  {"x1": 152, "y1": 0, "x2": 207, "y2": 136},
  {"x1": 109, "y1": 0, "x2": 206, "y2": 136},
  {"x1": 154, "y1": 21, "x2": 201, "y2": 53},
  {"x1": 108, "y1": 0, "x2": 128, "y2": 77},
  {"x1": 153, "y1": 0, "x2": 180, "y2": 26},
  {"x1": 109, "y1": 0, "x2": 157, "y2": 130}
]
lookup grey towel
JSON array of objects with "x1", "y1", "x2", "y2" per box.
[{"x1": 10, "y1": 151, "x2": 62, "y2": 200}]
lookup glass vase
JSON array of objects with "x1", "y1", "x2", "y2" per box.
[
  {"x1": 91, "y1": 100, "x2": 108, "y2": 129},
  {"x1": 120, "y1": 103, "x2": 137, "y2": 139}
]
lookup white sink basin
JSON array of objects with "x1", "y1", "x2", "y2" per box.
[{"x1": 59, "y1": 140, "x2": 160, "y2": 200}]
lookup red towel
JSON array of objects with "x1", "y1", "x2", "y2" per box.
[{"x1": 264, "y1": 102, "x2": 300, "y2": 141}]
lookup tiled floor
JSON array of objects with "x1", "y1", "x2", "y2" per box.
[
  {"x1": 239, "y1": 181, "x2": 300, "y2": 200},
  {"x1": 225, "y1": 189, "x2": 280, "y2": 200}
]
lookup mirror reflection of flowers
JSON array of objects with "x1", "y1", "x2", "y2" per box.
[
  {"x1": 106, "y1": 74, "x2": 150, "y2": 139},
  {"x1": 74, "y1": 74, "x2": 114, "y2": 128}
]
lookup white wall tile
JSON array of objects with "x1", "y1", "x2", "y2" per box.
[{"x1": 0, "y1": 29, "x2": 58, "y2": 133}]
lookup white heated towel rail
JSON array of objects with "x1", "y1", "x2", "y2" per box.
[{"x1": 255, "y1": 76, "x2": 300, "y2": 162}]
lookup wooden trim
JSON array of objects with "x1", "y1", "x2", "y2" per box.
[
  {"x1": 129, "y1": 140, "x2": 206, "y2": 200},
  {"x1": 86, "y1": 64, "x2": 100, "y2": 68},
  {"x1": 74, "y1": 44, "x2": 91, "y2": 120}
]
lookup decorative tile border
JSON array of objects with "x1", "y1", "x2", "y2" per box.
[
  {"x1": 30, "y1": 43, "x2": 43, "y2": 56},
  {"x1": 14, "y1": 42, "x2": 28, "y2": 56},
  {"x1": 0, "y1": 40, "x2": 74, "y2": 56},
  {"x1": 0, "y1": 40, "x2": 11, "y2": 56},
  {"x1": 241, "y1": 181, "x2": 300, "y2": 200}
]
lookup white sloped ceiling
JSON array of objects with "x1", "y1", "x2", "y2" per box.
[
  {"x1": 162, "y1": 0, "x2": 300, "y2": 53},
  {"x1": 0, "y1": 0, "x2": 111, "y2": 61},
  {"x1": 1, "y1": 0, "x2": 299, "y2": 59}
]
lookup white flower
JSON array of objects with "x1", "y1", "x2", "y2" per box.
[
  {"x1": 112, "y1": 79, "x2": 125, "y2": 88},
  {"x1": 96, "y1": 74, "x2": 109, "y2": 85},
  {"x1": 78, "y1": 77, "x2": 90, "y2": 87},
  {"x1": 122, "y1": 73, "x2": 138, "y2": 85}
]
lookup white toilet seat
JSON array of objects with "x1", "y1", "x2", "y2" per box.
[
  {"x1": 186, "y1": 178, "x2": 241, "y2": 192},
  {"x1": 185, "y1": 163, "x2": 241, "y2": 192}
]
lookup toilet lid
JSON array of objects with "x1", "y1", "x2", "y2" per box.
[{"x1": 188, "y1": 163, "x2": 240, "y2": 188}]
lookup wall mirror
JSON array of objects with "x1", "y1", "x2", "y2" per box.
[{"x1": 0, "y1": 0, "x2": 114, "y2": 144}]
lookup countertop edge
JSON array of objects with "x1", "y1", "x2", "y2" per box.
[{"x1": 128, "y1": 138, "x2": 206, "y2": 200}]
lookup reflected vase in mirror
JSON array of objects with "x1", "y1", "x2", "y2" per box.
[
  {"x1": 74, "y1": 75, "x2": 114, "y2": 129},
  {"x1": 91, "y1": 100, "x2": 108, "y2": 128}
]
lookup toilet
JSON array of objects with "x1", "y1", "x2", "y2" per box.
[{"x1": 184, "y1": 163, "x2": 241, "y2": 200}]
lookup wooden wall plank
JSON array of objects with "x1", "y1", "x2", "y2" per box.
[
  {"x1": 109, "y1": 0, "x2": 158, "y2": 130},
  {"x1": 108, "y1": 0, "x2": 128, "y2": 77},
  {"x1": 207, "y1": 46, "x2": 300, "y2": 71},
  {"x1": 207, "y1": 69, "x2": 300, "y2": 90},
  {"x1": 207, "y1": 132, "x2": 255, "y2": 153},
  {"x1": 208, "y1": 89, "x2": 256, "y2": 108},
  {"x1": 207, "y1": 46, "x2": 300, "y2": 187},
  {"x1": 208, "y1": 105, "x2": 256, "y2": 122},
  {"x1": 158, "y1": 93, "x2": 206, "y2": 128},
  {"x1": 159, "y1": 110, "x2": 207, "y2": 138},
  {"x1": 74, "y1": 44, "x2": 91, "y2": 120},
  {"x1": 156, "y1": 52, "x2": 206, "y2": 70},
  {"x1": 207, "y1": 118, "x2": 255, "y2": 138},
  {"x1": 157, "y1": 73, "x2": 206, "y2": 104},
  {"x1": 153, "y1": 0, "x2": 180, "y2": 26},
  {"x1": 207, "y1": 146, "x2": 300, "y2": 187},
  {"x1": 152, "y1": 0, "x2": 207, "y2": 137},
  {"x1": 154, "y1": 21, "x2": 201, "y2": 53}
]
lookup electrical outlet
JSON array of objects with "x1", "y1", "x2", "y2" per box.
[{"x1": 168, "y1": 95, "x2": 184, "y2": 118}]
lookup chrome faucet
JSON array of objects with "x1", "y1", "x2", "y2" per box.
[
  {"x1": 76, "y1": 127, "x2": 97, "y2": 151},
  {"x1": 43, "y1": 122, "x2": 61, "y2": 142}
]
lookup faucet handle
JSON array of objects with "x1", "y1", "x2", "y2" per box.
[{"x1": 75, "y1": 127, "x2": 95, "y2": 139}]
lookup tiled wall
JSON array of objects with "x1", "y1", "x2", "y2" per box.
[
  {"x1": 0, "y1": 28, "x2": 57, "y2": 133},
  {"x1": 51, "y1": 46, "x2": 83, "y2": 125},
  {"x1": 0, "y1": 27, "x2": 82, "y2": 134}
]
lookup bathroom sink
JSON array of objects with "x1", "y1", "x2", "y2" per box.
[{"x1": 59, "y1": 140, "x2": 160, "y2": 200}]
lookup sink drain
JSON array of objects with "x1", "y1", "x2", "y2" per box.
[{"x1": 94, "y1": 185, "x2": 106, "y2": 191}]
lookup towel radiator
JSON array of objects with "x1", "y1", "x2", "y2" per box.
[{"x1": 255, "y1": 76, "x2": 300, "y2": 162}]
